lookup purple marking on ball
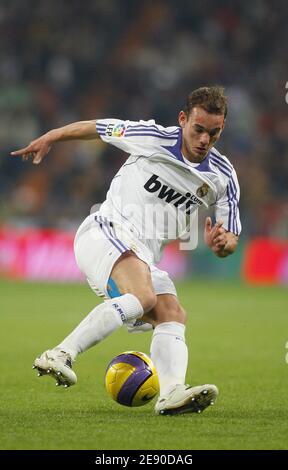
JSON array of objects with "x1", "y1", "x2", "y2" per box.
[{"x1": 107, "y1": 353, "x2": 152, "y2": 406}]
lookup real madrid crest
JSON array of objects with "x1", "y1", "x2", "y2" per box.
[{"x1": 196, "y1": 183, "x2": 209, "y2": 198}]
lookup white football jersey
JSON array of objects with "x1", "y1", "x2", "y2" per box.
[{"x1": 96, "y1": 118, "x2": 241, "y2": 262}]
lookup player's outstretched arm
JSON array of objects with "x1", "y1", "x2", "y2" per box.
[
  {"x1": 204, "y1": 217, "x2": 239, "y2": 258},
  {"x1": 11, "y1": 120, "x2": 99, "y2": 165}
]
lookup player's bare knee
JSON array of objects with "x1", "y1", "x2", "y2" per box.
[
  {"x1": 176, "y1": 305, "x2": 187, "y2": 324},
  {"x1": 152, "y1": 296, "x2": 187, "y2": 325},
  {"x1": 164, "y1": 304, "x2": 186, "y2": 324},
  {"x1": 139, "y1": 290, "x2": 157, "y2": 314}
]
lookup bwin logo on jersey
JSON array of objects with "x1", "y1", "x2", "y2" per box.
[{"x1": 144, "y1": 174, "x2": 203, "y2": 214}]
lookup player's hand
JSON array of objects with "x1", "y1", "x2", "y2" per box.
[
  {"x1": 10, "y1": 135, "x2": 52, "y2": 165},
  {"x1": 204, "y1": 217, "x2": 228, "y2": 256}
]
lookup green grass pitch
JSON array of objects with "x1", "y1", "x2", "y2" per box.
[{"x1": 0, "y1": 279, "x2": 287, "y2": 450}]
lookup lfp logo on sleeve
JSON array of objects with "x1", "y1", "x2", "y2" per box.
[{"x1": 106, "y1": 123, "x2": 126, "y2": 138}]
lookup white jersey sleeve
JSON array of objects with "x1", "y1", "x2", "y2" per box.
[
  {"x1": 214, "y1": 168, "x2": 241, "y2": 236},
  {"x1": 96, "y1": 118, "x2": 180, "y2": 157}
]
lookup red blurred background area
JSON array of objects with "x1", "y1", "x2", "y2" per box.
[
  {"x1": 0, "y1": 226, "x2": 82, "y2": 281},
  {"x1": 1, "y1": 226, "x2": 288, "y2": 285},
  {"x1": 0, "y1": 226, "x2": 188, "y2": 283},
  {"x1": 243, "y1": 238, "x2": 288, "y2": 285}
]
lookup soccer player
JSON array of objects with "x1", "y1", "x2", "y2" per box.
[{"x1": 11, "y1": 86, "x2": 241, "y2": 415}]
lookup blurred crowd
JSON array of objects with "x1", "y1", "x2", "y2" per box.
[{"x1": 1, "y1": 0, "x2": 288, "y2": 238}]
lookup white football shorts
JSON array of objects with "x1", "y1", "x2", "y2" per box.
[{"x1": 74, "y1": 212, "x2": 177, "y2": 300}]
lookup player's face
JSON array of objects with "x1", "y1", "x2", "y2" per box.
[{"x1": 179, "y1": 107, "x2": 225, "y2": 163}]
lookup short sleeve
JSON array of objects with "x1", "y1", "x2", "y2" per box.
[{"x1": 96, "y1": 118, "x2": 180, "y2": 157}]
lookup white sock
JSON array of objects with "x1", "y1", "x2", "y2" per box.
[
  {"x1": 150, "y1": 321, "x2": 188, "y2": 397},
  {"x1": 56, "y1": 294, "x2": 143, "y2": 360}
]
